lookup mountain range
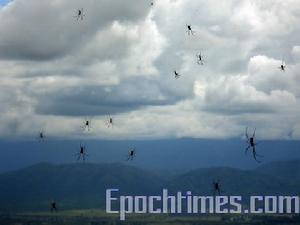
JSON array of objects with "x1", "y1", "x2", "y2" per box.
[{"x1": 0, "y1": 159, "x2": 300, "y2": 212}]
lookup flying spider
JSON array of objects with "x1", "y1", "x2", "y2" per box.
[
  {"x1": 74, "y1": 8, "x2": 85, "y2": 21},
  {"x1": 76, "y1": 143, "x2": 88, "y2": 161},
  {"x1": 186, "y1": 24, "x2": 195, "y2": 35},
  {"x1": 278, "y1": 58, "x2": 286, "y2": 71},
  {"x1": 50, "y1": 200, "x2": 57, "y2": 212},
  {"x1": 126, "y1": 148, "x2": 136, "y2": 161},
  {"x1": 81, "y1": 118, "x2": 92, "y2": 132},
  {"x1": 38, "y1": 130, "x2": 46, "y2": 142},
  {"x1": 106, "y1": 115, "x2": 113, "y2": 128},
  {"x1": 213, "y1": 180, "x2": 222, "y2": 196},
  {"x1": 174, "y1": 70, "x2": 180, "y2": 79},
  {"x1": 196, "y1": 52, "x2": 205, "y2": 65},
  {"x1": 245, "y1": 127, "x2": 263, "y2": 163}
]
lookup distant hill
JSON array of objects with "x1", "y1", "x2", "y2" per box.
[
  {"x1": 0, "y1": 159, "x2": 300, "y2": 211},
  {"x1": 255, "y1": 159, "x2": 300, "y2": 182},
  {"x1": 0, "y1": 163, "x2": 165, "y2": 211},
  {"x1": 169, "y1": 167, "x2": 296, "y2": 197}
]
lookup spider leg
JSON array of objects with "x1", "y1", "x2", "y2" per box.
[
  {"x1": 252, "y1": 149, "x2": 261, "y2": 163},
  {"x1": 252, "y1": 128, "x2": 256, "y2": 138},
  {"x1": 253, "y1": 153, "x2": 261, "y2": 163},
  {"x1": 245, "y1": 127, "x2": 249, "y2": 140},
  {"x1": 77, "y1": 154, "x2": 81, "y2": 161},
  {"x1": 254, "y1": 148, "x2": 263, "y2": 158},
  {"x1": 245, "y1": 145, "x2": 250, "y2": 154},
  {"x1": 256, "y1": 153, "x2": 264, "y2": 158}
]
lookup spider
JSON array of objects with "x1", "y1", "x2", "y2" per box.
[
  {"x1": 186, "y1": 24, "x2": 195, "y2": 35},
  {"x1": 278, "y1": 58, "x2": 286, "y2": 71},
  {"x1": 245, "y1": 127, "x2": 263, "y2": 163},
  {"x1": 76, "y1": 143, "x2": 88, "y2": 161},
  {"x1": 213, "y1": 180, "x2": 222, "y2": 196},
  {"x1": 126, "y1": 148, "x2": 136, "y2": 161},
  {"x1": 81, "y1": 118, "x2": 92, "y2": 132},
  {"x1": 106, "y1": 115, "x2": 113, "y2": 128},
  {"x1": 38, "y1": 130, "x2": 46, "y2": 142},
  {"x1": 150, "y1": 1, "x2": 154, "y2": 6},
  {"x1": 50, "y1": 200, "x2": 57, "y2": 212},
  {"x1": 174, "y1": 70, "x2": 180, "y2": 79},
  {"x1": 74, "y1": 8, "x2": 85, "y2": 21},
  {"x1": 196, "y1": 52, "x2": 205, "y2": 65}
]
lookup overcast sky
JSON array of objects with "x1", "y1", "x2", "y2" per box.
[{"x1": 0, "y1": 0, "x2": 299, "y2": 140}]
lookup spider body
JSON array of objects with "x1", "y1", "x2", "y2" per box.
[
  {"x1": 50, "y1": 201, "x2": 57, "y2": 212},
  {"x1": 196, "y1": 52, "x2": 205, "y2": 65},
  {"x1": 186, "y1": 24, "x2": 195, "y2": 35},
  {"x1": 245, "y1": 127, "x2": 263, "y2": 163},
  {"x1": 81, "y1": 119, "x2": 92, "y2": 131},
  {"x1": 279, "y1": 58, "x2": 286, "y2": 71},
  {"x1": 74, "y1": 8, "x2": 85, "y2": 21},
  {"x1": 38, "y1": 130, "x2": 46, "y2": 142},
  {"x1": 174, "y1": 70, "x2": 180, "y2": 79},
  {"x1": 126, "y1": 149, "x2": 136, "y2": 161},
  {"x1": 213, "y1": 180, "x2": 221, "y2": 196},
  {"x1": 77, "y1": 143, "x2": 88, "y2": 161},
  {"x1": 106, "y1": 115, "x2": 113, "y2": 128}
]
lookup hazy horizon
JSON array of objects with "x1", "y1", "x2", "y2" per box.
[{"x1": 1, "y1": 138, "x2": 299, "y2": 173}]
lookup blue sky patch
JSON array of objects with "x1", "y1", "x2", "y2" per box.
[{"x1": 0, "y1": 0, "x2": 11, "y2": 6}]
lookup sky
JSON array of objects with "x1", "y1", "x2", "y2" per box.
[
  {"x1": 0, "y1": 0, "x2": 300, "y2": 140},
  {"x1": 0, "y1": 0, "x2": 10, "y2": 6}
]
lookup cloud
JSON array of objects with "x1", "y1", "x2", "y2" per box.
[
  {"x1": 33, "y1": 77, "x2": 183, "y2": 116},
  {"x1": 0, "y1": 0, "x2": 300, "y2": 140},
  {"x1": 0, "y1": 0, "x2": 150, "y2": 60},
  {"x1": 198, "y1": 75, "x2": 297, "y2": 115}
]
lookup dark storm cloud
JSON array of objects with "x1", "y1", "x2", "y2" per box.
[
  {"x1": 33, "y1": 77, "x2": 185, "y2": 116},
  {"x1": 0, "y1": 0, "x2": 150, "y2": 60}
]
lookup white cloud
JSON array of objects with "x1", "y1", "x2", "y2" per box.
[{"x1": 0, "y1": 0, "x2": 299, "y2": 140}]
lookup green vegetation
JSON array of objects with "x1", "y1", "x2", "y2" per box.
[{"x1": 1, "y1": 210, "x2": 300, "y2": 225}]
